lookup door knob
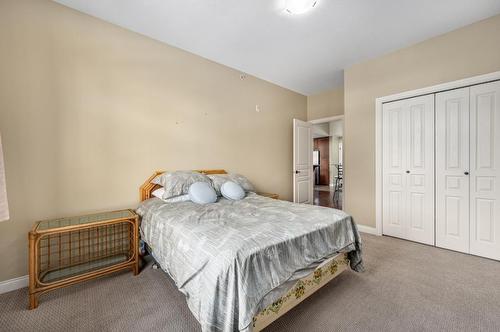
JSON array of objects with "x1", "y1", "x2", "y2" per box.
[
  {"x1": 464, "y1": 171, "x2": 469, "y2": 175},
  {"x1": 406, "y1": 170, "x2": 410, "y2": 174},
  {"x1": 295, "y1": 170, "x2": 300, "y2": 174}
]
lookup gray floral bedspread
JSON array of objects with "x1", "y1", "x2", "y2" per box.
[{"x1": 137, "y1": 193, "x2": 363, "y2": 332}]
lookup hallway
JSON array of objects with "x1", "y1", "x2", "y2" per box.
[{"x1": 313, "y1": 185, "x2": 342, "y2": 209}]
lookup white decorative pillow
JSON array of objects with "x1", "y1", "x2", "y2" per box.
[
  {"x1": 221, "y1": 181, "x2": 245, "y2": 200},
  {"x1": 152, "y1": 171, "x2": 212, "y2": 200},
  {"x1": 151, "y1": 188, "x2": 165, "y2": 199},
  {"x1": 208, "y1": 173, "x2": 255, "y2": 195},
  {"x1": 152, "y1": 188, "x2": 190, "y2": 203},
  {"x1": 188, "y1": 182, "x2": 217, "y2": 204}
]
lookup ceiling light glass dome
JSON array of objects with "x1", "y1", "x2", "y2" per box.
[{"x1": 285, "y1": 0, "x2": 318, "y2": 14}]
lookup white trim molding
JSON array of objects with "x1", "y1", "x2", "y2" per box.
[
  {"x1": 357, "y1": 225, "x2": 379, "y2": 235},
  {"x1": 375, "y1": 70, "x2": 500, "y2": 237},
  {"x1": 308, "y1": 115, "x2": 344, "y2": 124},
  {"x1": 0, "y1": 275, "x2": 28, "y2": 294}
]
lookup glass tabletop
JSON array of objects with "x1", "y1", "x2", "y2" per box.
[
  {"x1": 41, "y1": 254, "x2": 130, "y2": 283},
  {"x1": 35, "y1": 210, "x2": 136, "y2": 231}
]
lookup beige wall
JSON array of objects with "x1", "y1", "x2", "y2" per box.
[
  {"x1": 307, "y1": 86, "x2": 344, "y2": 120},
  {"x1": 344, "y1": 14, "x2": 500, "y2": 228},
  {"x1": 0, "y1": 0, "x2": 306, "y2": 282}
]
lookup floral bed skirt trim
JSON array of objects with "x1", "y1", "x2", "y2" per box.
[{"x1": 252, "y1": 253, "x2": 350, "y2": 332}]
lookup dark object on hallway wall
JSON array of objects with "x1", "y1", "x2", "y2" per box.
[{"x1": 314, "y1": 137, "x2": 330, "y2": 185}]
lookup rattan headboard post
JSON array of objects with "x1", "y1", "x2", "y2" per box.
[
  {"x1": 139, "y1": 169, "x2": 227, "y2": 202},
  {"x1": 139, "y1": 171, "x2": 164, "y2": 202}
]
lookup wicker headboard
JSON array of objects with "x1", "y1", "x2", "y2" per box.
[{"x1": 139, "y1": 169, "x2": 227, "y2": 202}]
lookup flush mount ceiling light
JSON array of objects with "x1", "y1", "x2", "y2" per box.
[{"x1": 285, "y1": 0, "x2": 318, "y2": 14}]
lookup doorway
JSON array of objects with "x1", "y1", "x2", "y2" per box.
[{"x1": 311, "y1": 116, "x2": 343, "y2": 209}]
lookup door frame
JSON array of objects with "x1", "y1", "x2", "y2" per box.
[
  {"x1": 309, "y1": 115, "x2": 345, "y2": 209},
  {"x1": 375, "y1": 70, "x2": 500, "y2": 236}
]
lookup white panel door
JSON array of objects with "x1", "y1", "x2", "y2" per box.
[
  {"x1": 470, "y1": 81, "x2": 500, "y2": 261},
  {"x1": 383, "y1": 100, "x2": 408, "y2": 238},
  {"x1": 405, "y1": 95, "x2": 435, "y2": 245},
  {"x1": 383, "y1": 95, "x2": 434, "y2": 244},
  {"x1": 293, "y1": 119, "x2": 313, "y2": 204},
  {"x1": 436, "y1": 88, "x2": 470, "y2": 253}
]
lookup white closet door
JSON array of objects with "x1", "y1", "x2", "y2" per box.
[
  {"x1": 293, "y1": 119, "x2": 313, "y2": 204},
  {"x1": 435, "y1": 88, "x2": 470, "y2": 253},
  {"x1": 383, "y1": 100, "x2": 408, "y2": 238},
  {"x1": 383, "y1": 95, "x2": 434, "y2": 244},
  {"x1": 470, "y1": 81, "x2": 500, "y2": 261},
  {"x1": 405, "y1": 95, "x2": 435, "y2": 245}
]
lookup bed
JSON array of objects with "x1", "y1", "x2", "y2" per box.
[{"x1": 137, "y1": 170, "x2": 363, "y2": 332}]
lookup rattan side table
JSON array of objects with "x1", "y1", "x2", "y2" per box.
[{"x1": 28, "y1": 209, "x2": 139, "y2": 309}]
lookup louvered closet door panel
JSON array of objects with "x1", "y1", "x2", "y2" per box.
[
  {"x1": 405, "y1": 95, "x2": 435, "y2": 245},
  {"x1": 436, "y1": 88, "x2": 470, "y2": 253},
  {"x1": 470, "y1": 81, "x2": 500, "y2": 261},
  {"x1": 383, "y1": 100, "x2": 408, "y2": 239}
]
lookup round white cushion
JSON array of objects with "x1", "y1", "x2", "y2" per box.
[
  {"x1": 221, "y1": 181, "x2": 246, "y2": 200},
  {"x1": 188, "y1": 182, "x2": 217, "y2": 204}
]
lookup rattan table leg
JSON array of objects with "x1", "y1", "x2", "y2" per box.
[
  {"x1": 133, "y1": 216, "x2": 140, "y2": 275},
  {"x1": 28, "y1": 231, "x2": 38, "y2": 309},
  {"x1": 29, "y1": 293, "x2": 38, "y2": 310}
]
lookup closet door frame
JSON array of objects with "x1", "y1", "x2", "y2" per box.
[{"x1": 375, "y1": 70, "x2": 500, "y2": 236}]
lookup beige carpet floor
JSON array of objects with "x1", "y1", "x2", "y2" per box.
[{"x1": 1, "y1": 234, "x2": 499, "y2": 332}]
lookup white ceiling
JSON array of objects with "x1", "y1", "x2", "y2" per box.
[{"x1": 53, "y1": 0, "x2": 500, "y2": 95}]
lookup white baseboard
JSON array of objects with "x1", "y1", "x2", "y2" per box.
[
  {"x1": 357, "y1": 225, "x2": 379, "y2": 235},
  {"x1": 0, "y1": 275, "x2": 28, "y2": 294}
]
